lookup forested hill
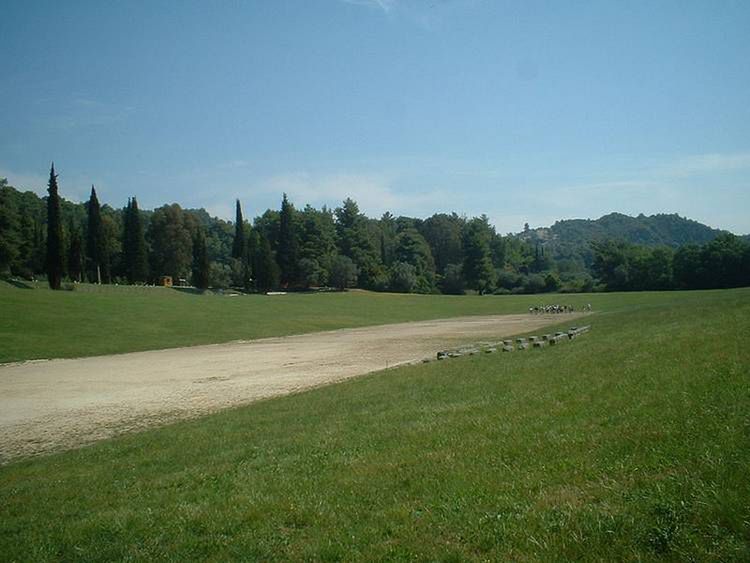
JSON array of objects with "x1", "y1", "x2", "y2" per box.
[{"x1": 522, "y1": 212, "x2": 727, "y2": 248}]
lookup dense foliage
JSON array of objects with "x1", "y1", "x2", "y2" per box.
[
  {"x1": 0, "y1": 174, "x2": 747, "y2": 293},
  {"x1": 591, "y1": 235, "x2": 750, "y2": 291}
]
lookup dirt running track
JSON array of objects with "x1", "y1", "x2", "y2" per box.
[{"x1": 0, "y1": 314, "x2": 577, "y2": 462}]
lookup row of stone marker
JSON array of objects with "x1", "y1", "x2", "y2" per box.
[{"x1": 435, "y1": 325, "x2": 591, "y2": 360}]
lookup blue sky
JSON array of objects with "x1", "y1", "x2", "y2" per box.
[{"x1": 1, "y1": 0, "x2": 749, "y2": 233}]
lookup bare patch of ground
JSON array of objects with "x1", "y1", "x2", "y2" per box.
[{"x1": 0, "y1": 314, "x2": 579, "y2": 462}]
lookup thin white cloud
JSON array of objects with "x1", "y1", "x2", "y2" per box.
[
  {"x1": 205, "y1": 201, "x2": 235, "y2": 221},
  {"x1": 217, "y1": 159, "x2": 251, "y2": 170},
  {"x1": 338, "y1": 0, "x2": 482, "y2": 28},
  {"x1": 661, "y1": 151, "x2": 750, "y2": 178},
  {"x1": 180, "y1": 146, "x2": 750, "y2": 236},
  {"x1": 506, "y1": 152, "x2": 750, "y2": 234},
  {"x1": 5, "y1": 146, "x2": 748, "y2": 235},
  {"x1": 36, "y1": 96, "x2": 135, "y2": 131},
  {"x1": 0, "y1": 167, "x2": 48, "y2": 195},
  {"x1": 340, "y1": 0, "x2": 397, "y2": 14},
  {"x1": 252, "y1": 172, "x2": 450, "y2": 219},
  {"x1": 545, "y1": 179, "x2": 661, "y2": 194},
  {"x1": 0, "y1": 165, "x2": 99, "y2": 204}
]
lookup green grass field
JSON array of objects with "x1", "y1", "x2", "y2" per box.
[
  {"x1": 1, "y1": 287, "x2": 748, "y2": 560},
  {"x1": 0, "y1": 279, "x2": 734, "y2": 363},
  {"x1": 1, "y1": 280, "x2": 550, "y2": 363}
]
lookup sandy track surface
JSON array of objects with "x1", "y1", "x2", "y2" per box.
[{"x1": 0, "y1": 314, "x2": 577, "y2": 462}]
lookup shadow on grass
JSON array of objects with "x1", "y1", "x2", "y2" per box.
[
  {"x1": 170, "y1": 287, "x2": 244, "y2": 296},
  {"x1": 171, "y1": 287, "x2": 205, "y2": 296},
  {"x1": 170, "y1": 286, "x2": 346, "y2": 297},
  {"x1": 2, "y1": 278, "x2": 35, "y2": 290}
]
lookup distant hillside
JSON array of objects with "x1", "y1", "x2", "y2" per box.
[
  {"x1": 523, "y1": 213, "x2": 727, "y2": 248},
  {"x1": 515, "y1": 212, "x2": 734, "y2": 274}
]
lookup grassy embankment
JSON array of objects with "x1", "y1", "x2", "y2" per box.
[
  {"x1": 1, "y1": 287, "x2": 748, "y2": 560},
  {"x1": 2, "y1": 280, "x2": 636, "y2": 363}
]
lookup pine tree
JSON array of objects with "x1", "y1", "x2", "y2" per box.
[
  {"x1": 232, "y1": 199, "x2": 246, "y2": 260},
  {"x1": 277, "y1": 193, "x2": 298, "y2": 286},
  {"x1": 45, "y1": 163, "x2": 64, "y2": 289},
  {"x1": 86, "y1": 186, "x2": 109, "y2": 283},
  {"x1": 192, "y1": 227, "x2": 210, "y2": 290},
  {"x1": 463, "y1": 218, "x2": 496, "y2": 295},
  {"x1": 334, "y1": 198, "x2": 382, "y2": 288}
]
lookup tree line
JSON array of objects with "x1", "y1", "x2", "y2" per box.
[
  {"x1": 591, "y1": 236, "x2": 750, "y2": 291},
  {"x1": 1, "y1": 165, "x2": 748, "y2": 293},
  {"x1": 0, "y1": 165, "x2": 539, "y2": 293}
]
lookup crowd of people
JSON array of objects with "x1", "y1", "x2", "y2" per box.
[{"x1": 529, "y1": 303, "x2": 592, "y2": 314}]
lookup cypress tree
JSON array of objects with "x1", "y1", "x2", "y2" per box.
[
  {"x1": 232, "y1": 199, "x2": 246, "y2": 260},
  {"x1": 86, "y1": 186, "x2": 108, "y2": 284},
  {"x1": 131, "y1": 197, "x2": 148, "y2": 282},
  {"x1": 277, "y1": 193, "x2": 298, "y2": 286},
  {"x1": 45, "y1": 163, "x2": 64, "y2": 289},
  {"x1": 192, "y1": 227, "x2": 210, "y2": 289},
  {"x1": 122, "y1": 197, "x2": 133, "y2": 277},
  {"x1": 122, "y1": 196, "x2": 148, "y2": 283},
  {"x1": 122, "y1": 198, "x2": 133, "y2": 276}
]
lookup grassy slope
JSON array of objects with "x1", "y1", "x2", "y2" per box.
[
  {"x1": 0, "y1": 281, "x2": 636, "y2": 363},
  {"x1": 1, "y1": 288, "x2": 748, "y2": 560}
]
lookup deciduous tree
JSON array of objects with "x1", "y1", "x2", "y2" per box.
[
  {"x1": 192, "y1": 227, "x2": 210, "y2": 289},
  {"x1": 148, "y1": 204, "x2": 194, "y2": 280},
  {"x1": 0, "y1": 179, "x2": 20, "y2": 275},
  {"x1": 330, "y1": 254, "x2": 358, "y2": 290},
  {"x1": 67, "y1": 223, "x2": 84, "y2": 282}
]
